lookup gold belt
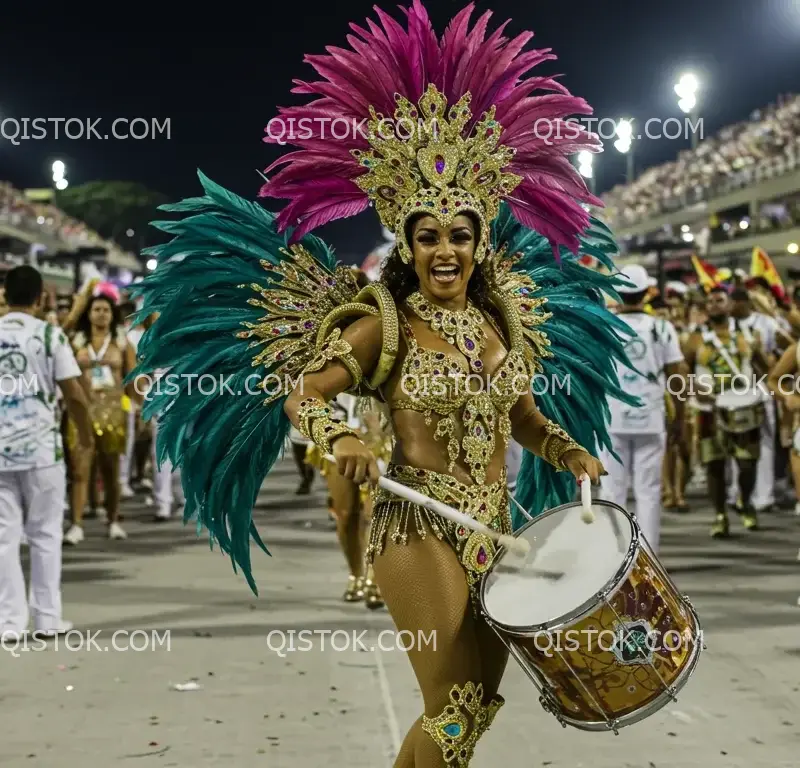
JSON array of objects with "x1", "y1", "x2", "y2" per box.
[{"x1": 367, "y1": 463, "x2": 511, "y2": 610}]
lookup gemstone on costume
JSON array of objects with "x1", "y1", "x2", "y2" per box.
[
  {"x1": 477, "y1": 547, "x2": 487, "y2": 566},
  {"x1": 465, "y1": 338, "x2": 475, "y2": 351},
  {"x1": 435, "y1": 155, "x2": 446, "y2": 174},
  {"x1": 443, "y1": 723, "x2": 461, "y2": 737}
]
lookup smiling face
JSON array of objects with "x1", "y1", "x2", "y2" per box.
[{"x1": 409, "y1": 214, "x2": 477, "y2": 306}]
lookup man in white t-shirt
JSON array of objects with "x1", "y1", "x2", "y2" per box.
[
  {"x1": 599, "y1": 265, "x2": 687, "y2": 552},
  {"x1": 0, "y1": 266, "x2": 93, "y2": 639}
]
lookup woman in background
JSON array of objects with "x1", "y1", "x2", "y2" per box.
[{"x1": 64, "y1": 294, "x2": 138, "y2": 544}]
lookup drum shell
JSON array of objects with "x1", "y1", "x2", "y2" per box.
[
  {"x1": 714, "y1": 401, "x2": 764, "y2": 434},
  {"x1": 481, "y1": 502, "x2": 702, "y2": 731}
]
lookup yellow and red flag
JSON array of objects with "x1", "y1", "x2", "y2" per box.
[
  {"x1": 690, "y1": 254, "x2": 721, "y2": 291},
  {"x1": 750, "y1": 247, "x2": 785, "y2": 297}
]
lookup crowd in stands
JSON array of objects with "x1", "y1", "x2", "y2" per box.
[
  {"x1": 0, "y1": 180, "x2": 108, "y2": 250},
  {"x1": 602, "y1": 94, "x2": 800, "y2": 227}
]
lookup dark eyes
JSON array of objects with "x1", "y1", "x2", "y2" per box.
[{"x1": 415, "y1": 232, "x2": 472, "y2": 244}]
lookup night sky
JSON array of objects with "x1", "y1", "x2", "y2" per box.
[{"x1": 3, "y1": 0, "x2": 799, "y2": 262}]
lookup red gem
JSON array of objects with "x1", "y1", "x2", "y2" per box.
[{"x1": 486, "y1": 128, "x2": 494, "y2": 136}]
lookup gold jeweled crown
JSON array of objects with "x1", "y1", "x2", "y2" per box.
[{"x1": 351, "y1": 84, "x2": 522, "y2": 264}]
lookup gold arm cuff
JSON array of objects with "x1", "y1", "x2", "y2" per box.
[{"x1": 303, "y1": 328, "x2": 364, "y2": 389}]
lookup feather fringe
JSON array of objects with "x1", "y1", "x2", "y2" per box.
[
  {"x1": 489, "y1": 203, "x2": 639, "y2": 527},
  {"x1": 127, "y1": 170, "x2": 339, "y2": 595}
]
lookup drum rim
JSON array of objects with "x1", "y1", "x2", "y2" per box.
[{"x1": 480, "y1": 498, "x2": 639, "y2": 634}]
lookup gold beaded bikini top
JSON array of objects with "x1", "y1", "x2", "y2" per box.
[{"x1": 388, "y1": 307, "x2": 528, "y2": 485}]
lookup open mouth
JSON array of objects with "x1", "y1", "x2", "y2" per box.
[{"x1": 431, "y1": 264, "x2": 460, "y2": 285}]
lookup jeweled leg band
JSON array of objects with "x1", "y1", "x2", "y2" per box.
[{"x1": 421, "y1": 681, "x2": 502, "y2": 766}]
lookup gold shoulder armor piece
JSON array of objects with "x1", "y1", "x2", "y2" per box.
[
  {"x1": 309, "y1": 282, "x2": 399, "y2": 394},
  {"x1": 354, "y1": 283, "x2": 400, "y2": 390}
]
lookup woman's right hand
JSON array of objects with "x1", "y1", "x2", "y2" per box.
[{"x1": 332, "y1": 435, "x2": 381, "y2": 485}]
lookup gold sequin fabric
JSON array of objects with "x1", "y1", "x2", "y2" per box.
[
  {"x1": 67, "y1": 388, "x2": 128, "y2": 455},
  {"x1": 367, "y1": 463, "x2": 511, "y2": 612},
  {"x1": 390, "y1": 310, "x2": 527, "y2": 485}
]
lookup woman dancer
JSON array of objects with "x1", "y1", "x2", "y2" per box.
[
  {"x1": 131, "y1": 4, "x2": 636, "y2": 764},
  {"x1": 64, "y1": 294, "x2": 137, "y2": 544}
]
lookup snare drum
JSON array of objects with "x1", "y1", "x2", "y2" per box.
[
  {"x1": 713, "y1": 390, "x2": 765, "y2": 434},
  {"x1": 480, "y1": 500, "x2": 702, "y2": 733}
]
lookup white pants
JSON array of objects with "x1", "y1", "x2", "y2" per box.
[
  {"x1": 0, "y1": 465, "x2": 67, "y2": 633},
  {"x1": 727, "y1": 400, "x2": 775, "y2": 510},
  {"x1": 506, "y1": 438, "x2": 523, "y2": 492},
  {"x1": 599, "y1": 433, "x2": 666, "y2": 552},
  {"x1": 151, "y1": 420, "x2": 184, "y2": 512}
]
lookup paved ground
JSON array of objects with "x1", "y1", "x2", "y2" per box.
[{"x1": 2, "y1": 458, "x2": 800, "y2": 767}]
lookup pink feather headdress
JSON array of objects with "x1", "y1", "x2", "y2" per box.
[{"x1": 260, "y1": 1, "x2": 602, "y2": 259}]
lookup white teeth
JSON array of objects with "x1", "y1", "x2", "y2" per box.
[{"x1": 432, "y1": 266, "x2": 458, "y2": 273}]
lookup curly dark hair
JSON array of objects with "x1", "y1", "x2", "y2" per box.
[
  {"x1": 378, "y1": 212, "x2": 497, "y2": 318},
  {"x1": 76, "y1": 295, "x2": 122, "y2": 342}
]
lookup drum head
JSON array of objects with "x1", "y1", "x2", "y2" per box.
[{"x1": 482, "y1": 501, "x2": 634, "y2": 630}]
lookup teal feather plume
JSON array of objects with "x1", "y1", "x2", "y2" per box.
[
  {"x1": 126, "y1": 170, "x2": 345, "y2": 595},
  {"x1": 489, "y1": 203, "x2": 640, "y2": 528}
]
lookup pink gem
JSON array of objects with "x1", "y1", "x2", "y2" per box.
[{"x1": 477, "y1": 548, "x2": 487, "y2": 566}]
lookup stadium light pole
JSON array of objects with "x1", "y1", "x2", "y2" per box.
[
  {"x1": 614, "y1": 119, "x2": 634, "y2": 183},
  {"x1": 674, "y1": 73, "x2": 700, "y2": 150},
  {"x1": 577, "y1": 151, "x2": 595, "y2": 194}
]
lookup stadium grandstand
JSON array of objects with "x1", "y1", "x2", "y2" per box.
[
  {"x1": 0, "y1": 179, "x2": 141, "y2": 295},
  {"x1": 599, "y1": 93, "x2": 800, "y2": 283}
]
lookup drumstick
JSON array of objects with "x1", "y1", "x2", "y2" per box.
[
  {"x1": 580, "y1": 473, "x2": 595, "y2": 524},
  {"x1": 324, "y1": 454, "x2": 530, "y2": 557}
]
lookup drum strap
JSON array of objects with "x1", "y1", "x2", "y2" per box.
[{"x1": 703, "y1": 321, "x2": 749, "y2": 379}]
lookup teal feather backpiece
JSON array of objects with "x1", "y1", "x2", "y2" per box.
[
  {"x1": 127, "y1": 171, "x2": 362, "y2": 594},
  {"x1": 489, "y1": 203, "x2": 639, "y2": 528}
]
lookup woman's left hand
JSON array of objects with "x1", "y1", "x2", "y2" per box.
[{"x1": 563, "y1": 450, "x2": 606, "y2": 485}]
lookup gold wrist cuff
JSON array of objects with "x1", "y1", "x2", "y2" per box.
[
  {"x1": 296, "y1": 397, "x2": 332, "y2": 441},
  {"x1": 310, "y1": 419, "x2": 360, "y2": 455},
  {"x1": 296, "y1": 396, "x2": 360, "y2": 454},
  {"x1": 540, "y1": 420, "x2": 588, "y2": 471}
]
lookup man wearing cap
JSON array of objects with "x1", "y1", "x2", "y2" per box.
[{"x1": 599, "y1": 265, "x2": 687, "y2": 552}]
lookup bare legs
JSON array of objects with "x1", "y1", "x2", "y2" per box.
[
  {"x1": 372, "y1": 527, "x2": 507, "y2": 767},
  {"x1": 96, "y1": 453, "x2": 120, "y2": 524},
  {"x1": 327, "y1": 463, "x2": 364, "y2": 600}
]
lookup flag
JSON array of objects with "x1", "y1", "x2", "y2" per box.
[
  {"x1": 750, "y1": 247, "x2": 786, "y2": 298},
  {"x1": 691, "y1": 254, "x2": 721, "y2": 291}
]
